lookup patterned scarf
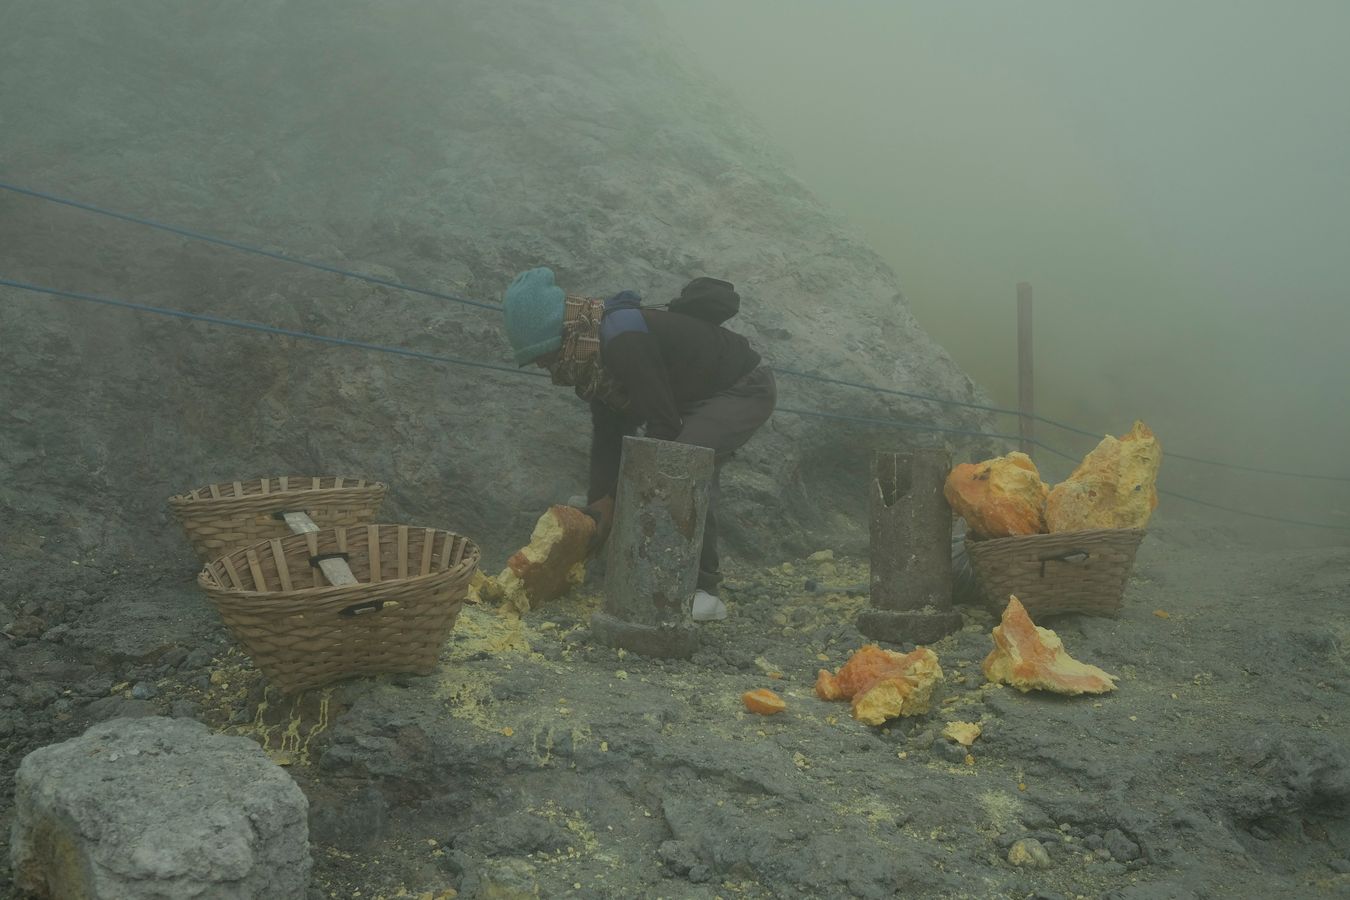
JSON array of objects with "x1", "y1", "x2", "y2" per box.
[{"x1": 548, "y1": 295, "x2": 630, "y2": 411}]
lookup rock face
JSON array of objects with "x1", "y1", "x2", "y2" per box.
[
  {"x1": 10, "y1": 716, "x2": 311, "y2": 899},
  {"x1": 1046, "y1": 421, "x2": 1162, "y2": 532},
  {"x1": 495, "y1": 504, "x2": 596, "y2": 614},
  {"x1": 944, "y1": 452, "x2": 1048, "y2": 539},
  {"x1": 982, "y1": 596, "x2": 1117, "y2": 695},
  {"x1": 0, "y1": 0, "x2": 991, "y2": 570},
  {"x1": 815, "y1": 645, "x2": 943, "y2": 725}
]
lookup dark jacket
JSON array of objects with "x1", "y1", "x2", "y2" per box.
[{"x1": 587, "y1": 308, "x2": 760, "y2": 501}]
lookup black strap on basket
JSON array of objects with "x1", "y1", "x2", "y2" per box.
[
  {"x1": 310, "y1": 552, "x2": 351, "y2": 568},
  {"x1": 340, "y1": 599, "x2": 389, "y2": 617},
  {"x1": 1037, "y1": 549, "x2": 1091, "y2": 577}
]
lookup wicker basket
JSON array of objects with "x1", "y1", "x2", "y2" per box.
[
  {"x1": 198, "y1": 524, "x2": 479, "y2": 694},
  {"x1": 170, "y1": 476, "x2": 386, "y2": 562},
  {"x1": 964, "y1": 528, "x2": 1145, "y2": 618}
]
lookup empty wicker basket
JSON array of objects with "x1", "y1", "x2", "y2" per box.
[
  {"x1": 170, "y1": 476, "x2": 386, "y2": 562},
  {"x1": 198, "y1": 524, "x2": 479, "y2": 693},
  {"x1": 965, "y1": 528, "x2": 1145, "y2": 618}
]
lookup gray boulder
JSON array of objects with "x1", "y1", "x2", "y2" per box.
[{"x1": 10, "y1": 716, "x2": 310, "y2": 899}]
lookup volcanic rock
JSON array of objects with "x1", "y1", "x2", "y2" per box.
[{"x1": 10, "y1": 716, "x2": 310, "y2": 899}]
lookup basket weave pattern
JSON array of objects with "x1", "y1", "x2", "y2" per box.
[
  {"x1": 965, "y1": 528, "x2": 1145, "y2": 618},
  {"x1": 198, "y1": 524, "x2": 479, "y2": 693},
  {"x1": 170, "y1": 476, "x2": 386, "y2": 562}
]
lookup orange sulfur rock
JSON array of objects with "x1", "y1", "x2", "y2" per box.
[
  {"x1": 497, "y1": 505, "x2": 597, "y2": 614},
  {"x1": 816, "y1": 645, "x2": 944, "y2": 726},
  {"x1": 982, "y1": 596, "x2": 1117, "y2": 695},
  {"x1": 944, "y1": 452, "x2": 1049, "y2": 539},
  {"x1": 742, "y1": 689, "x2": 786, "y2": 715},
  {"x1": 1046, "y1": 420, "x2": 1161, "y2": 532},
  {"x1": 814, "y1": 668, "x2": 844, "y2": 701}
]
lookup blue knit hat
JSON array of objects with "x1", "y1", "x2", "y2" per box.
[{"x1": 502, "y1": 267, "x2": 566, "y2": 366}]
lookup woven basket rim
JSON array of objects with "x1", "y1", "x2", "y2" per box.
[
  {"x1": 197, "y1": 563, "x2": 473, "y2": 599},
  {"x1": 169, "y1": 476, "x2": 388, "y2": 507},
  {"x1": 966, "y1": 527, "x2": 1145, "y2": 549},
  {"x1": 198, "y1": 526, "x2": 480, "y2": 599}
]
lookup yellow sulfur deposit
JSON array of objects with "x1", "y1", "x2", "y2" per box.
[
  {"x1": 496, "y1": 505, "x2": 596, "y2": 615},
  {"x1": 983, "y1": 596, "x2": 1117, "y2": 695},
  {"x1": 467, "y1": 568, "x2": 501, "y2": 604},
  {"x1": 1046, "y1": 420, "x2": 1161, "y2": 532},
  {"x1": 943, "y1": 452, "x2": 1049, "y2": 539}
]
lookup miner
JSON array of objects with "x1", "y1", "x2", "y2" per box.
[{"x1": 501, "y1": 266, "x2": 775, "y2": 621}]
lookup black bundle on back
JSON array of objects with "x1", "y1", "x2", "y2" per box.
[{"x1": 668, "y1": 277, "x2": 740, "y2": 325}]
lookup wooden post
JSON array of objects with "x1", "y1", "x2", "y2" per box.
[
  {"x1": 857, "y1": 449, "x2": 962, "y2": 645},
  {"x1": 1017, "y1": 282, "x2": 1034, "y2": 457},
  {"x1": 590, "y1": 436, "x2": 714, "y2": 658}
]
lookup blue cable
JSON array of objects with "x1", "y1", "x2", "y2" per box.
[
  {"x1": 3, "y1": 179, "x2": 1347, "y2": 483},
  {"x1": 1158, "y1": 449, "x2": 1350, "y2": 481},
  {"x1": 0, "y1": 181, "x2": 499, "y2": 311},
  {"x1": 1155, "y1": 488, "x2": 1350, "y2": 532},
  {"x1": 774, "y1": 405, "x2": 1025, "y2": 443},
  {"x1": 4, "y1": 276, "x2": 1347, "y2": 531},
  {"x1": 0, "y1": 277, "x2": 545, "y2": 380},
  {"x1": 772, "y1": 365, "x2": 1058, "y2": 425},
  {"x1": 773, "y1": 365, "x2": 1350, "y2": 481}
]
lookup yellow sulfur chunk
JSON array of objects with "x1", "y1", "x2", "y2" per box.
[{"x1": 942, "y1": 721, "x2": 982, "y2": 747}]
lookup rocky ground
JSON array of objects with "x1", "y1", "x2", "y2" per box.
[
  {"x1": 5, "y1": 5, "x2": 1345, "y2": 898},
  {"x1": 2, "y1": 506, "x2": 1347, "y2": 899}
]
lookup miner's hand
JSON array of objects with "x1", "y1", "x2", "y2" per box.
[{"x1": 583, "y1": 496, "x2": 615, "y2": 555}]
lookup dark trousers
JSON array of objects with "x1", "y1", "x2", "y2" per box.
[{"x1": 673, "y1": 366, "x2": 777, "y2": 591}]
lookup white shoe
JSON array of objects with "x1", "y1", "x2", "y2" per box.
[{"x1": 692, "y1": 590, "x2": 727, "y2": 622}]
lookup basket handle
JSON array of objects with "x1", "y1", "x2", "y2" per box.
[
  {"x1": 1037, "y1": 548, "x2": 1090, "y2": 577},
  {"x1": 340, "y1": 599, "x2": 398, "y2": 617}
]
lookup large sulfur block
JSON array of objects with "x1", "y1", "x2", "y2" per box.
[{"x1": 496, "y1": 505, "x2": 597, "y2": 614}]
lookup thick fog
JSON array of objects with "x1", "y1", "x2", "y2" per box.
[
  {"x1": 3, "y1": 0, "x2": 1345, "y2": 544},
  {"x1": 662, "y1": 0, "x2": 1350, "y2": 536}
]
